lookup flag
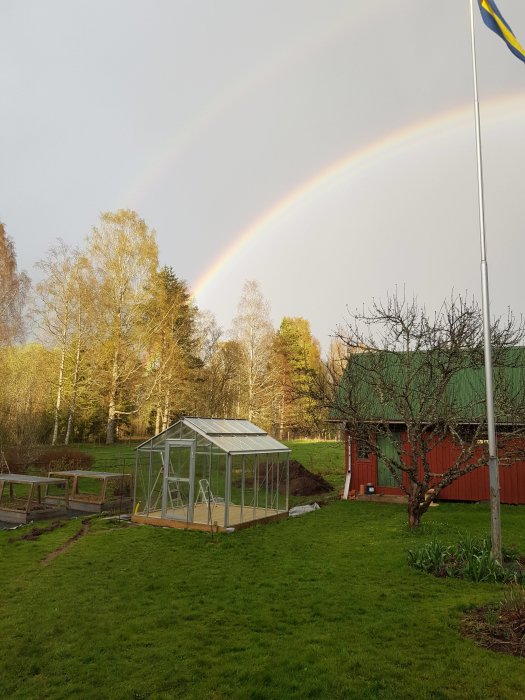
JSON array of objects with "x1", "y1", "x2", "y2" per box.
[{"x1": 478, "y1": 0, "x2": 525, "y2": 63}]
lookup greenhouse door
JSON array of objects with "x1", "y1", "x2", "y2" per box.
[{"x1": 161, "y1": 439, "x2": 196, "y2": 521}]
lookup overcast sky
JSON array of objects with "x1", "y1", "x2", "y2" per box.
[{"x1": 2, "y1": 1, "x2": 525, "y2": 351}]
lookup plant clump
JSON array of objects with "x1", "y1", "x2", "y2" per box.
[
  {"x1": 408, "y1": 534, "x2": 525, "y2": 584},
  {"x1": 462, "y1": 587, "x2": 525, "y2": 657}
]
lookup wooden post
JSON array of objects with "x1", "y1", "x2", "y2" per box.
[
  {"x1": 72, "y1": 475, "x2": 79, "y2": 499},
  {"x1": 27, "y1": 483, "x2": 34, "y2": 514},
  {"x1": 100, "y1": 476, "x2": 108, "y2": 506}
]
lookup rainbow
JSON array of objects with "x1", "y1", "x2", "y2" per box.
[
  {"x1": 191, "y1": 91, "x2": 525, "y2": 300},
  {"x1": 122, "y1": 3, "x2": 390, "y2": 208}
]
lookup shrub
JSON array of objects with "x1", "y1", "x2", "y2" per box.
[
  {"x1": 2, "y1": 446, "x2": 41, "y2": 473},
  {"x1": 30, "y1": 448, "x2": 94, "y2": 474}
]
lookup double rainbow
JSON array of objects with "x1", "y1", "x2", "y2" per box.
[{"x1": 191, "y1": 92, "x2": 525, "y2": 300}]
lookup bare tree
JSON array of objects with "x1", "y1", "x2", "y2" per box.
[
  {"x1": 199, "y1": 339, "x2": 245, "y2": 417},
  {"x1": 327, "y1": 292, "x2": 525, "y2": 528},
  {"x1": 195, "y1": 310, "x2": 222, "y2": 368}
]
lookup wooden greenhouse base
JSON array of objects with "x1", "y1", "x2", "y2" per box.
[{"x1": 132, "y1": 502, "x2": 288, "y2": 532}]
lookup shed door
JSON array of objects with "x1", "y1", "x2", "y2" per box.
[
  {"x1": 162, "y1": 439, "x2": 196, "y2": 521},
  {"x1": 377, "y1": 433, "x2": 402, "y2": 488}
]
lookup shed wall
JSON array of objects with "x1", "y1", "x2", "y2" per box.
[{"x1": 346, "y1": 429, "x2": 525, "y2": 504}]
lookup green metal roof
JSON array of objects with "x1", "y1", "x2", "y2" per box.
[{"x1": 334, "y1": 347, "x2": 525, "y2": 425}]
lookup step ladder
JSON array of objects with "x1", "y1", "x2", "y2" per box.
[
  {"x1": 167, "y1": 478, "x2": 184, "y2": 509},
  {"x1": 195, "y1": 479, "x2": 223, "y2": 505}
]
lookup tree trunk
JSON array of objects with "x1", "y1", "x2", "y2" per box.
[
  {"x1": 106, "y1": 403, "x2": 116, "y2": 444},
  {"x1": 155, "y1": 404, "x2": 162, "y2": 435},
  {"x1": 278, "y1": 392, "x2": 285, "y2": 441},
  {"x1": 52, "y1": 342, "x2": 66, "y2": 445},
  {"x1": 65, "y1": 333, "x2": 82, "y2": 445},
  {"x1": 408, "y1": 497, "x2": 422, "y2": 529},
  {"x1": 106, "y1": 348, "x2": 119, "y2": 444},
  {"x1": 162, "y1": 386, "x2": 171, "y2": 431},
  {"x1": 407, "y1": 483, "x2": 431, "y2": 529}
]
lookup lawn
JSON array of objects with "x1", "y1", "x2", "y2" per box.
[
  {"x1": 284, "y1": 439, "x2": 345, "y2": 490},
  {"x1": 1, "y1": 494, "x2": 524, "y2": 699},
  {"x1": 72, "y1": 439, "x2": 345, "y2": 479},
  {"x1": 70, "y1": 442, "x2": 138, "y2": 472},
  {"x1": 62, "y1": 439, "x2": 345, "y2": 506}
]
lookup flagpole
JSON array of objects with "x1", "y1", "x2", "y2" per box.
[{"x1": 469, "y1": 0, "x2": 502, "y2": 562}]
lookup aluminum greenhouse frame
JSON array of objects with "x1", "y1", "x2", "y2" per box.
[{"x1": 132, "y1": 417, "x2": 290, "y2": 532}]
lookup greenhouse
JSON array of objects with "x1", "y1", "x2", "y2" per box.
[{"x1": 132, "y1": 417, "x2": 290, "y2": 531}]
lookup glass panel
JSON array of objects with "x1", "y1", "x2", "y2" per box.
[
  {"x1": 134, "y1": 450, "x2": 163, "y2": 515},
  {"x1": 167, "y1": 445, "x2": 192, "y2": 482},
  {"x1": 164, "y1": 442, "x2": 195, "y2": 521}
]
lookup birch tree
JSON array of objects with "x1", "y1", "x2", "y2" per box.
[
  {"x1": 0, "y1": 222, "x2": 29, "y2": 345},
  {"x1": 86, "y1": 209, "x2": 158, "y2": 444},
  {"x1": 34, "y1": 241, "x2": 93, "y2": 444},
  {"x1": 231, "y1": 281, "x2": 274, "y2": 425}
]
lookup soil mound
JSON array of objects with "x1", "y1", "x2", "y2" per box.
[
  {"x1": 233, "y1": 460, "x2": 334, "y2": 497},
  {"x1": 462, "y1": 599, "x2": 525, "y2": 657},
  {"x1": 286, "y1": 460, "x2": 333, "y2": 497}
]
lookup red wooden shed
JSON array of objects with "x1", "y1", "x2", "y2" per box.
[
  {"x1": 342, "y1": 426, "x2": 525, "y2": 504},
  {"x1": 336, "y1": 347, "x2": 525, "y2": 504}
]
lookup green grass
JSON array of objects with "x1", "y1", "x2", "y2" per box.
[
  {"x1": 1, "y1": 498, "x2": 524, "y2": 699},
  {"x1": 285, "y1": 439, "x2": 345, "y2": 487},
  {"x1": 283, "y1": 439, "x2": 345, "y2": 506},
  {"x1": 69, "y1": 443, "x2": 138, "y2": 471},
  {"x1": 70, "y1": 439, "x2": 345, "y2": 477},
  {"x1": 63, "y1": 439, "x2": 345, "y2": 504}
]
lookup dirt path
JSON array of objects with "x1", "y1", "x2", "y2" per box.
[{"x1": 41, "y1": 518, "x2": 92, "y2": 565}]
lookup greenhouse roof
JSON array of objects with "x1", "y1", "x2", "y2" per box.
[{"x1": 137, "y1": 417, "x2": 291, "y2": 455}]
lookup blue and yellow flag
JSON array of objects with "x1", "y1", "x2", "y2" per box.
[{"x1": 478, "y1": 0, "x2": 525, "y2": 63}]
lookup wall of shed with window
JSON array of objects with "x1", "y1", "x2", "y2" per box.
[{"x1": 345, "y1": 428, "x2": 525, "y2": 504}]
